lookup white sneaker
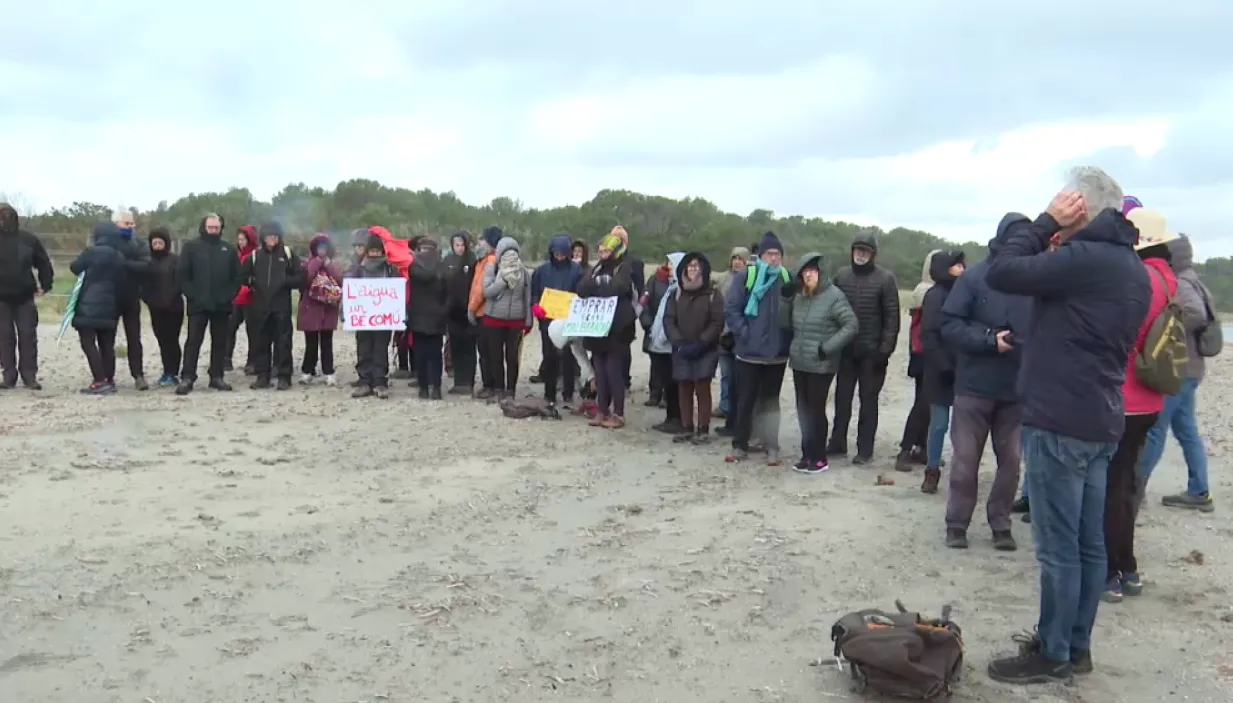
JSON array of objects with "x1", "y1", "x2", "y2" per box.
[
  {"x1": 299, "y1": 373, "x2": 314, "y2": 385},
  {"x1": 324, "y1": 374, "x2": 337, "y2": 387}
]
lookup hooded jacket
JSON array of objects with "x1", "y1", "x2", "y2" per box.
[
  {"x1": 986, "y1": 209, "x2": 1152, "y2": 443},
  {"x1": 664, "y1": 252, "x2": 725, "y2": 347},
  {"x1": 577, "y1": 251, "x2": 637, "y2": 352},
  {"x1": 907, "y1": 249, "x2": 941, "y2": 378},
  {"x1": 640, "y1": 252, "x2": 685, "y2": 353},
  {"x1": 297, "y1": 233, "x2": 343, "y2": 332},
  {"x1": 919, "y1": 249, "x2": 965, "y2": 405},
  {"x1": 140, "y1": 228, "x2": 183, "y2": 312},
  {"x1": 233, "y1": 225, "x2": 259, "y2": 306},
  {"x1": 0, "y1": 204, "x2": 54, "y2": 304},
  {"x1": 788, "y1": 253, "x2": 858, "y2": 375},
  {"x1": 242, "y1": 222, "x2": 301, "y2": 314},
  {"x1": 444, "y1": 231, "x2": 477, "y2": 323},
  {"x1": 571, "y1": 239, "x2": 590, "y2": 268},
  {"x1": 408, "y1": 238, "x2": 449, "y2": 335},
  {"x1": 481, "y1": 236, "x2": 533, "y2": 327},
  {"x1": 1168, "y1": 235, "x2": 1213, "y2": 379},
  {"x1": 532, "y1": 234, "x2": 584, "y2": 323},
  {"x1": 69, "y1": 222, "x2": 128, "y2": 330},
  {"x1": 940, "y1": 214, "x2": 1034, "y2": 403},
  {"x1": 832, "y1": 230, "x2": 901, "y2": 358},
  {"x1": 178, "y1": 214, "x2": 244, "y2": 315}
]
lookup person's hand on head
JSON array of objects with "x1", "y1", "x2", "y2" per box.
[{"x1": 1046, "y1": 191, "x2": 1086, "y2": 228}]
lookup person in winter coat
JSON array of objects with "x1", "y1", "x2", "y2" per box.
[
  {"x1": 896, "y1": 249, "x2": 942, "y2": 471},
  {"x1": 0, "y1": 202, "x2": 53, "y2": 389},
  {"x1": 571, "y1": 239, "x2": 589, "y2": 267},
  {"x1": 918, "y1": 250, "x2": 965, "y2": 505},
  {"x1": 829, "y1": 229, "x2": 901, "y2": 463},
  {"x1": 227, "y1": 225, "x2": 259, "y2": 374},
  {"x1": 939, "y1": 216, "x2": 1033, "y2": 545},
  {"x1": 106, "y1": 207, "x2": 153, "y2": 390},
  {"x1": 578, "y1": 233, "x2": 638, "y2": 428},
  {"x1": 531, "y1": 233, "x2": 584, "y2": 405},
  {"x1": 641, "y1": 252, "x2": 686, "y2": 432},
  {"x1": 480, "y1": 236, "x2": 533, "y2": 399},
  {"x1": 140, "y1": 227, "x2": 185, "y2": 388},
  {"x1": 176, "y1": 213, "x2": 243, "y2": 395},
  {"x1": 716, "y1": 246, "x2": 751, "y2": 434},
  {"x1": 787, "y1": 253, "x2": 858, "y2": 473},
  {"x1": 443, "y1": 231, "x2": 478, "y2": 394},
  {"x1": 723, "y1": 231, "x2": 794, "y2": 465},
  {"x1": 663, "y1": 252, "x2": 726, "y2": 443},
  {"x1": 69, "y1": 222, "x2": 128, "y2": 394},
  {"x1": 348, "y1": 236, "x2": 401, "y2": 398},
  {"x1": 296, "y1": 233, "x2": 343, "y2": 386},
  {"x1": 242, "y1": 221, "x2": 301, "y2": 391},
  {"x1": 468, "y1": 226, "x2": 503, "y2": 397},
  {"x1": 1138, "y1": 233, "x2": 1216, "y2": 513},
  {"x1": 984, "y1": 168, "x2": 1151, "y2": 686},
  {"x1": 409, "y1": 237, "x2": 449, "y2": 398}
]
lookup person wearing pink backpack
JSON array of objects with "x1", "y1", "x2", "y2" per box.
[{"x1": 298, "y1": 233, "x2": 343, "y2": 386}]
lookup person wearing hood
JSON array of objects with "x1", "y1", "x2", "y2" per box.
[
  {"x1": 663, "y1": 252, "x2": 726, "y2": 443},
  {"x1": 578, "y1": 232, "x2": 638, "y2": 428},
  {"x1": 140, "y1": 227, "x2": 185, "y2": 388},
  {"x1": 641, "y1": 251, "x2": 686, "y2": 432},
  {"x1": 468, "y1": 225, "x2": 504, "y2": 397},
  {"x1": 571, "y1": 239, "x2": 589, "y2": 267},
  {"x1": 347, "y1": 236, "x2": 401, "y2": 398},
  {"x1": 984, "y1": 168, "x2": 1151, "y2": 686},
  {"x1": 108, "y1": 207, "x2": 153, "y2": 390},
  {"x1": 715, "y1": 246, "x2": 751, "y2": 436},
  {"x1": 531, "y1": 233, "x2": 584, "y2": 406},
  {"x1": 242, "y1": 221, "x2": 301, "y2": 391},
  {"x1": 0, "y1": 203, "x2": 53, "y2": 389},
  {"x1": 917, "y1": 250, "x2": 964, "y2": 500},
  {"x1": 227, "y1": 225, "x2": 259, "y2": 374},
  {"x1": 69, "y1": 222, "x2": 128, "y2": 394},
  {"x1": 723, "y1": 231, "x2": 794, "y2": 465},
  {"x1": 895, "y1": 249, "x2": 942, "y2": 471},
  {"x1": 444, "y1": 230, "x2": 478, "y2": 394},
  {"x1": 829, "y1": 229, "x2": 901, "y2": 463},
  {"x1": 480, "y1": 235, "x2": 533, "y2": 399},
  {"x1": 409, "y1": 237, "x2": 450, "y2": 399},
  {"x1": 297, "y1": 233, "x2": 344, "y2": 387},
  {"x1": 176, "y1": 213, "x2": 243, "y2": 395},
  {"x1": 787, "y1": 253, "x2": 858, "y2": 473}
]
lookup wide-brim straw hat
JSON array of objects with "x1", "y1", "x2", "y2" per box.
[{"x1": 1127, "y1": 207, "x2": 1179, "y2": 251}]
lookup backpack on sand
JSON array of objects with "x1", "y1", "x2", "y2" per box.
[
  {"x1": 1136, "y1": 268, "x2": 1188, "y2": 395},
  {"x1": 830, "y1": 601, "x2": 963, "y2": 699},
  {"x1": 499, "y1": 395, "x2": 562, "y2": 420}
]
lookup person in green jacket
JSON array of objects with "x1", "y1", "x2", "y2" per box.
[{"x1": 788, "y1": 253, "x2": 858, "y2": 473}]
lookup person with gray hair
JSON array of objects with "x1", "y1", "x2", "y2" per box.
[
  {"x1": 109, "y1": 205, "x2": 152, "y2": 390},
  {"x1": 982, "y1": 167, "x2": 1152, "y2": 685}
]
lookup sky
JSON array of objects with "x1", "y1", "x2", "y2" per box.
[{"x1": 2, "y1": 0, "x2": 1231, "y2": 257}]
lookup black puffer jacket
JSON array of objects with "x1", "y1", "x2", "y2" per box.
[
  {"x1": 69, "y1": 222, "x2": 128, "y2": 330},
  {"x1": 409, "y1": 240, "x2": 449, "y2": 335},
  {"x1": 179, "y1": 215, "x2": 243, "y2": 314},
  {"x1": 0, "y1": 204, "x2": 55, "y2": 304},
  {"x1": 832, "y1": 230, "x2": 900, "y2": 359},
  {"x1": 920, "y1": 250, "x2": 964, "y2": 405},
  {"x1": 141, "y1": 228, "x2": 183, "y2": 312}
]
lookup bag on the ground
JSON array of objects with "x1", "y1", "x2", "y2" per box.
[
  {"x1": 307, "y1": 270, "x2": 342, "y2": 305},
  {"x1": 829, "y1": 601, "x2": 963, "y2": 699},
  {"x1": 1196, "y1": 290, "x2": 1223, "y2": 358},
  {"x1": 1135, "y1": 268, "x2": 1188, "y2": 395},
  {"x1": 499, "y1": 395, "x2": 561, "y2": 420}
]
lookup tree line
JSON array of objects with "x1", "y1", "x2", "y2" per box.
[{"x1": 12, "y1": 179, "x2": 1232, "y2": 311}]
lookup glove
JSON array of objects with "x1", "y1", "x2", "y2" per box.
[
  {"x1": 679, "y1": 342, "x2": 702, "y2": 360},
  {"x1": 532, "y1": 303, "x2": 548, "y2": 321}
]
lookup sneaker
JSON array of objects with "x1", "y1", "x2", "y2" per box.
[
  {"x1": 921, "y1": 468, "x2": 941, "y2": 494},
  {"x1": 1121, "y1": 572, "x2": 1144, "y2": 596},
  {"x1": 806, "y1": 460, "x2": 830, "y2": 475},
  {"x1": 275, "y1": 377, "x2": 292, "y2": 391},
  {"x1": 250, "y1": 377, "x2": 272, "y2": 390},
  {"x1": 323, "y1": 374, "x2": 337, "y2": 387},
  {"x1": 1011, "y1": 630, "x2": 1092, "y2": 675},
  {"x1": 175, "y1": 381, "x2": 194, "y2": 396},
  {"x1": 724, "y1": 448, "x2": 749, "y2": 463},
  {"x1": 945, "y1": 528, "x2": 968, "y2": 549},
  {"x1": 80, "y1": 381, "x2": 116, "y2": 395},
  {"x1": 352, "y1": 386, "x2": 374, "y2": 398},
  {"x1": 157, "y1": 374, "x2": 176, "y2": 388},
  {"x1": 1101, "y1": 576, "x2": 1124, "y2": 603},
  {"x1": 987, "y1": 650, "x2": 1073, "y2": 686},
  {"x1": 894, "y1": 449, "x2": 914, "y2": 473},
  {"x1": 766, "y1": 449, "x2": 783, "y2": 467},
  {"x1": 1011, "y1": 496, "x2": 1030, "y2": 514},
  {"x1": 299, "y1": 373, "x2": 314, "y2": 385},
  {"x1": 134, "y1": 376, "x2": 149, "y2": 391},
  {"x1": 374, "y1": 386, "x2": 389, "y2": 399},
  {"x1": 208, "y1": 378, "x2": 233, "y2": 392},
  {"x1": 992, "y1": 529, "x2": 1017, "y2": 552},
  {"x1": 430, "y1": 386, "x2": 443, "y2": 400},
  {"x1": 653, "y1": 419, "x2": 686, "y2": 434},
  {"x1": 1161, "y1": 492, "x2": 1215, "y2": 513},
  {"x1": 793, "y1": 458, "x2": 811, "y2": 471},
  {"x1": 852, "y1": 454, "x2": 872, "y2": 465}
]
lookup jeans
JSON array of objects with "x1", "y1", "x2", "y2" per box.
[
  {"x1": 1137, "y1": 377, "x2": 1209, "y2": 498},
  {"x1": 718, "y1": 354, "x2": 733, "y2": 415},
  {"x1": 927, "y1": 404, "x2": 951, "y2": 468},
  {"x1": 1023, "y1": 426, "x2": 1117, "y2": 662}
]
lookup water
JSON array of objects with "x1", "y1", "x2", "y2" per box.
[{"x1": 1224, "y1": 322, "x2": 1232, "y2": 340}]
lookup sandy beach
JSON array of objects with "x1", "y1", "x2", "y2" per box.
[{"x1": 1, "y1": 323, "x2": 1230, "y2": 703}]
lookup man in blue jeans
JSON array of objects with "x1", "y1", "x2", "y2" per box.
[
  {"x1": 983, "y1": 168, "x2": 1151, "y2": 685},
  {"x1": 1136, "y1": 234, "x2": 1215, "y2": 512}
]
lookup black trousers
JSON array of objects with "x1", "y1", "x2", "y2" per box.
[
  {"x1": 182, "y1": 310, "x2": 230, "y2": 382},
  {"x1": 413, "y1": 332, "x2": 445, "y2": 389},
  {"x1": 301, "y1": 331, "x2": 335, "y2": 375},
  {"x1": 394, "y1": 331, "x2": 411, "y2": 371},
  {"x1": 794, "y1": 370, "x2": 836, "y2": 462},
  {"x1": 900, "y1": 373, "x2": 930, "y2": 452},
  {"x1": 649, "y1": 353, "x2": 680, "y2": 420},
  {"x1": 227, "y1": 304, "x2": 253, "y2": 369},
  {"x1": 732, "y1": 361, "x2": 787, "y2": 452},
  {"x1": 118, "y1": 296, "x2": 143, "y2": 378},
  {"x1": 539, "y1": 326, "x2": 578, "y2": 402},
  {"x1": 149, "y1": 307, "x2": 184, "y2": 377},
  {"x1": 829, "y1": 355, "x2": 888, "y2": 457},
  {"x1": 250, "y1": 311, "x2": 294, "y2": 380},
  {"x1": 78, "y1": 327, "x2": 117, "y2": 383},
  {"x1": 482, "y1": 325, "x2": 523, "y2": 392},
  {"x1": 356, "y1": 330, "x2": 393, "y2": 388},
  {"x1": 1106, "y1": 413, "x2": 1159, "y2": 579},
  {"x1": 447, "y1": 319, "x2": 477, "y2": 388},
  {"x1": 0, "y1": 298, "x2": 39, "y2": 383}
]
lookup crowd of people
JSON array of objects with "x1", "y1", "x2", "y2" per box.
[{"x1": 0, "y1": 165, "x2": 1223, "y2": 688}]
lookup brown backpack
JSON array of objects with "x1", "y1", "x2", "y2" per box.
[{"x1": 830, "y1": 601, "x2": 963, "y2": 699}]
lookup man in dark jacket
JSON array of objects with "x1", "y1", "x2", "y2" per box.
[
  {"x1": 984, "y1": 169, "x2": 1151, "y2": 686},
  {"x1": 0, "y1": 203, "x2": 54, "y2": 389},
  {"x1": 531, "y1": 233, "x2": 584, "y2": 405},
  {"x1": 176, "y1": 213, "x2": 243, "y2": 395},
  {"x1": 918, "y1": 249, "x2": 964, "y2": 495},
  {"x1": 408, "y1": 237, "x2": 449, "y2": 398},
  {"x1": 828, "y1": 229, "x2": 900, "y2": 463},
  {"x1": 243, "y1": 221, "x2": 301, "y2": 390},
  {"x1": 443, "y1": 230, "x2": 478, "y2": 394},
  {"x1": 110, "y1": 207, "x2": 152, "y2": 390}
]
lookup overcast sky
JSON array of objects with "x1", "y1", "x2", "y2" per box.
[{"x1": 2, "y1": 1, "x2": 1230, "y2": 256}]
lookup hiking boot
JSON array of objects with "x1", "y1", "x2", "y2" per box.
[
  {"x1": 826, "y1": 441, "x2": 846, "y2": 458},
  {"x1": 672, "y1": 425, "x2": 696, "y2": 443},
  {"x1": 852, "y1": 454, "x2": 872, "y2": 466},
  {"x1": 352, "y1": 385, "x2": 374, "y2": 398},
  {"x1": 909, "y1": 446, "x2": 927, "y2": 465},
  {"x1": 418, "y1": 386, "x2": 430, "y2": 400},
  {"x1": 992, "y1": 529, "x2": 1017, "y2": 552},
  {"x1": 724, "y1": 448, "x2": 749, "y2": 463},
  {"x1": 945, "y1": 528, "x2": 968, "y2": 549},
  {"x1": 988, "y1": 650, "x2": 1073, "y2": 685},
  {"x1": 691, "y1": 426, "x2": 711, "y2": 445},
  {"x1": 208, "y1": 378, "x2": 233, "y2": 392},
  {"x1": 1012, "y1": 630, "x2": 1092, "y2": 675},
  {"x1": 449, "y1": 385, "x2": 472, "y2": 396},
  {"x1": 1011, "y1": 496, "x2": 1030, "y2": 514},
  {"x1": 1161, "y1": 492, "x2": 1215, "y2": 512},
  {"x1": 1121, "y1": 572, "x2": 1144, "y2": 596},
  {"x1": 921, "y1": 468, "x2": 941, "y2": 494},
  {"x1": 134, "y1": 376, "x2": 149, "y2": 391},
  {"x1": 475, "y1": 388, "x2": 495, "y2": 401},
  {"x1": 275, "y1": 377, "x2": 292, "y2": 391},
  {"x1": 653, "y1": 419, "x2": 686, "y2": 434},
  {"x1": 1101, "y1": 576, "x2": 1124, "y2": 603},
  {"x1": 430, "y1": 386, "x2": 443, "y2": 400},
  {"x1": 894, "y1": 449, "x2": 915, "y2": 472},
  {"x1": 374, "y1": 386, "x2": 389, "y2": 399},
  {"x1": 250, "y1": 376, "x2": 272, "y2": 390},
  {"x1": 175, "y1": 381, "x2": 194, "y2": 396},
  {"x1": 391, "y1": 369, "x2": 411, "y2": 380}
]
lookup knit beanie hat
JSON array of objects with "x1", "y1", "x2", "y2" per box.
[{"x1": 758, "y1": 231, "x2": 783, "y2": 255}]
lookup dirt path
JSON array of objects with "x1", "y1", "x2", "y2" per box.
[{"x1": 1, "y1": 325, "x2": 1230, "y2": 703}]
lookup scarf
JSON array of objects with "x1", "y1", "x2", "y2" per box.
[
  {"x1": 743, "y1": 259, "x2": 781, "y2": 317},
  {"x1": 361, "y1": 255, "x2": 388, "y2": 274},
  {"x1": 682, "y1": 275, "x2": 705, "y2": 292},
  {"x1": 650, "y1": 252, "x2": 685, "y2": 354},
  {"x1": 498, "y1": 249, "x2": 524, "y2": 286}
]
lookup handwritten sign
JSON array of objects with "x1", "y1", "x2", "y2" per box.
[
  {"x1": 343, "y1": 278, "x2": 407, "y2": 331},
  {"x1": 540, "y1": 288, "x2": 577, "y2": 320},
  {"x1": 562, "y1": 297, "x2": 617, "y2": 338}
]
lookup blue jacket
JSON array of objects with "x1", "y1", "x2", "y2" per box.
[
  {"x1": 986, "y1": 209, "x2": 1151, "y2": 443},
  {"x1": 531, "y1": 234, "x2": 583, "y2": 327},
  {"x1": 723, "y1": 263, "x2": 794, "y2": 362},
  {"x1": 940, "y1": 214, "x2": 1035, "y2": 403}
]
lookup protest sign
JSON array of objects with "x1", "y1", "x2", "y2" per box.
[
  {"x1": 562, "y1": 296, "x2": 617, "y2": 338},
  {"x1": 342, "y1": 278, "x2": 407, "y2": 331},
  {"x1": 539, "y1": 288, "x2": 577, "y2": 320}
]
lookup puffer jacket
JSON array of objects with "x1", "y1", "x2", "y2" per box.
[
  {"x1": 1169, "y1": 235, "x2": 1214, "y2": 379},
  {"x1": 664, "y1": 253, "x2": 724, "y2": 346},
  {"x1": 408, "y1": 240, "x2": 450, "y2": 335},
  {"x1": 140, "y1": 228, "x2": 183, "y2": 312},
  {"x1": 481, "y1": 237, "x2": 532, "y2": 327},
  {"x1": 178, "y1": 215, "x2": 243, "y2": 315},
  {"x1": 832, "y1": 230, "x2": 900, "y2": 359},
  {"x1": 787, "y1": 253, "x2": 858, "y2": 375},
  {"x1": 69, "y1": 222, "x2": 128, "y2": 330}
]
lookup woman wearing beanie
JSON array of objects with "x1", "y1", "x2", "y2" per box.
[{"x1": 578, "y1": 232, "x2": 638, "y2": 428}]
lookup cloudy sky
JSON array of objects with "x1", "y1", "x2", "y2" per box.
[{"x1": 3, "y1": 1, "x2": 1231, "y2": 256}]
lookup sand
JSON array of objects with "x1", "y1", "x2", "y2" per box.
[{"x1": 1, "y1": 323, "x2": 1230, "y2": 703}]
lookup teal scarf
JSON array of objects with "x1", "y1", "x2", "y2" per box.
[{"x1": 743, "y1": 260, "x2": 781, "y2": 317}]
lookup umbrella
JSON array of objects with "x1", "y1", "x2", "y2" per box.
[{"x1": 56, "y1": 273, "x2": 85, "y2": 343}]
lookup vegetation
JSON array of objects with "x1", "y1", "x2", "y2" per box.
[{"x1": 8, "y1": 179, "x2": 1231, "y2": 311}]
